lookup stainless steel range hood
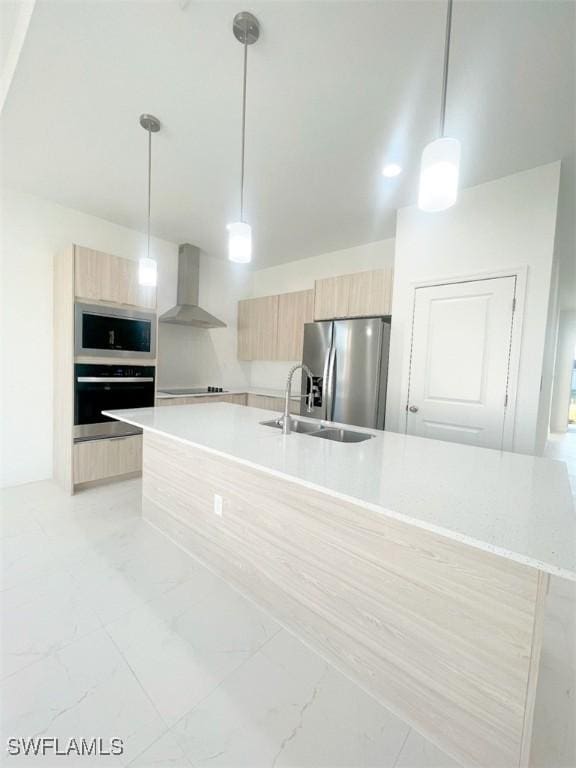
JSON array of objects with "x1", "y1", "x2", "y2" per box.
[{"x1": 159, "y1": 244, "x2": 226, "y2": 328}]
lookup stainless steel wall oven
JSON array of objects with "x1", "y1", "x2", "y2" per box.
[{"x1": 74, "y1": 364, "x2": 155, "y2": 442}]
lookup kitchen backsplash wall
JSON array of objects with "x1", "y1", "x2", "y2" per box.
[{"x1": 157, "y1": 253, "x2": 252, "y2": 389}]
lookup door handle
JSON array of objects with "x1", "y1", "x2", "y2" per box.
[
  {"x1": 408, "y1": 405, "x2": 419, "y2": 413},
  {"x1": 325, "y1": 346, "x2": 336, "y2": 421}
]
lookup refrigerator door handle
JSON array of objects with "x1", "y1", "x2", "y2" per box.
[
  {"x1": 321, "y1": 349, "x2": 331, "y2": 420},
  {"x1": 325, "y1": 345, "x2": 336, "y2": 421}
]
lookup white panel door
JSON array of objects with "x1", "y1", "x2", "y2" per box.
[{"x1": 406, "y1": 276, "x2": 516, "y2": 449}]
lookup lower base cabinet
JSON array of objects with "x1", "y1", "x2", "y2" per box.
[
  {"x1": 156, "y1": 394, "x2": 248, "y2": 407},
  {"x1": 246, "y1": 394, "x2": 299, "y2": 413},
  {"x1": 73, "y1": 435, "x2": 143, "y2": 485},
  {"x1": 155, "y1": 393, "x2": 299, "y2": 413}
]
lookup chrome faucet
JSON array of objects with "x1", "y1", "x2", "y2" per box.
[{"x1": 281, "y1": 363, "x2": 314, "y2": 435}]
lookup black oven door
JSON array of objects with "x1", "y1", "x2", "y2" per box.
[{"x1": 74, "y1": 365, "x2": 155, "y2": 441}]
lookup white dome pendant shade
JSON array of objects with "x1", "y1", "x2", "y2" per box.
[
  {"x1": 227, "y1": 221, "x2": 252, "y2": 264},
  {"x1": 418, "y1": 137, "x2": 461, "y2": 212},
  {"x1": 418, "y1": 0, "x2": 461, "y2": 213},
  {"x1": 228, "y1": 12, "x2": 260, "y2": 264}
]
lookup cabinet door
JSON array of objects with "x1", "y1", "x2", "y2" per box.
[
  {"x1": 237, "y1": 296, "x2": 279, "y2": 360},
  {"x1": 276, "y1": 290, "x2": 314, "y2": 360},
  {"x1": 73, "y1": 435, "x2": 142, "y2": 484},
  {"x1": 313, "y1": 276, "x2": 350, "y2": 320},
  {"x1": 112, "y1": 253, "x2": 156, "y2": 309},
  {"x1": 348, "y1": 268, "x2": 393, "y2": 317},
  {"x1": 75, "y1": 247, "x2": 113, "y2": 302},
  {"x1": 237, "y1": 299, "x2": 252, "y2": 360},
  {"x1": 246, "y1": 394, "x2": 298, "y2": 413},
  {"x1": 156, "y1": 396, "x2": 222, "y2": 406},
  {"x1": 74, "y1": 246, "x2": 156, "y2": 309},
  {"x1": 222, "y1": 394, "x2": 248, "y2": 405}
]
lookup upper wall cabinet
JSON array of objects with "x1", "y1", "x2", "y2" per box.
[
  {"x1": 237, "y1": 290, "x2": 313, "y2": 362},
  {"x1": 276, "y1": 290, "x2": 314, "y2": 361},
  {"x1": 313, "y1": 275, "x2": 351, "y2": 321},
  {"x1": 74, "y1": 246, "x2": 156, "y2": 309},
  {"x1": 238, "y1": 295, "x2": 279, "y2": 361},
  {"x1": 314, "y1": 267, "x2": 393, "y2": 320}
]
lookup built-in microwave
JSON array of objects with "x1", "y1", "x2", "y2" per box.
[{"x1": 75, "y1": 303, "x2": 156, "y2": 359}]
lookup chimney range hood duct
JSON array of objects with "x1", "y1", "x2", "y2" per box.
[{"x1": 159, "y1": 244, "x2": 226, "y2": 328}]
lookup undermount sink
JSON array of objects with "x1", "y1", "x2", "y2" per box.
[
  {"x1": 260, "y1": 418, "x2": 374, "y2": 442},
  {"x1": 260, "y1": 418, "x2": 323, "y2": 434},
  {"x1": 308, "y1": 427, "x2": 374, "y2": 443}
]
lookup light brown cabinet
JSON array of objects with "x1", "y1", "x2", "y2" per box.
[
  {"x1": 237, "y1": 290, "x2": 313, "y2": 362},
  {"x1": 75, "y1": 246, "x2": 156, "y2": 309},
  {"x1": 313, "y1": 276, "x2": 351, "y2": 321},
  {"x1": 314, "y1": 268, "x2": 393, "y2": 320},
  {"x1": 156, "y1": 394, "x2": 248, "y2": 407},
  {"x1": 276, "y1": 290, "x2": 314, "y2": 360},
  {"x1": 237, "y1": 295, "x2": 279, "y2": 361},
  {"x1": 246, "y1": 394, "x2": 299, "y2": 413},
  {"x1": 73, "y1": 435, "x2": 143, "y2": 485}
]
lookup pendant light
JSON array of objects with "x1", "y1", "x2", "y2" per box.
[
  {"x1": 418, "y1": 0, "x2": 461, "y2": 212},
  {"x1": 228, "y1": 11, "x2": 260, "y2": 263},
  {"x1": 139, "y1": 113, "x2": 161, "y2": 286}
]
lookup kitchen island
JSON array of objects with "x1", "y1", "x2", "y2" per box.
[{"x1": 104, "y1": 403, "x2": 575, "y2": 768}]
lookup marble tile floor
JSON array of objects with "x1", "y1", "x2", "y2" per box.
[{"x1": 1, "y1": 432, "x2": 574, "y2": 768}]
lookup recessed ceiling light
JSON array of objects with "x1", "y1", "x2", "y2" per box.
[{"x1": 382, "y1": 163, "x2": 402, "y2": 178}]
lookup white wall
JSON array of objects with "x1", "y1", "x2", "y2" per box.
[
  {"x1": 0, "y1": 187, "x2": 178, "y2": 488},
  {"x1": 157, "y1": 254, "x2": 251, "y2": 388},
  {"x1": 535, "y1": 257, "x2": 560, "y2": 451},
  {"x1": 386, "y1": 162, "x2": 561, "y2": 456},
  {"x1": 550, "y1": 310, "x2": 576, "y2": 432},
  {"x1": 248, "y1": 239, "x2": 395, "y2": 390}
]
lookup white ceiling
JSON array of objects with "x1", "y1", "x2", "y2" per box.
[{"x1": 1, "y1": 0, "x2": 574, "y2": 304}]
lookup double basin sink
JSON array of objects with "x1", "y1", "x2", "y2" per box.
[{"x1": 260, "y1": 418, "x2": 375, "y2": 443}]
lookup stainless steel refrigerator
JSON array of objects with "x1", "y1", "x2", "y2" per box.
[{"x1": 300, "y1": 317, "x2": 391, "y2": 430}]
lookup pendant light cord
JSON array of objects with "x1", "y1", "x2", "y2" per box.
[
  {"x1": 240, "y1": 37, "x2": 248, "y2": 221},
  {"x1": 439, "y1": 0, "x2": 453, "y2": 137},
  {"x1": 146, "y1": 125, "x2": 152, "y2": 259}
]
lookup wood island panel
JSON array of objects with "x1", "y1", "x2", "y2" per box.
[{"x1": 141, "y1": 431, "x2": 546, "y2": 768}]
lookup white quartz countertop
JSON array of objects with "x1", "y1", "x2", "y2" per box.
[
  {"x1": 155, "y1": 387, "x2": 299, "y2": 401},
  {"x1": 104, "y1": 404, "x2": 576, "y2": 581}
]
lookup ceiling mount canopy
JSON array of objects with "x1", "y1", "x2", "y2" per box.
[
  {"x1": 227, "y1": 11, "x2": 260, "y2": 264},
  {"x1": 232, "y1": 11, "x2": 260, "y2": 45},
  {"x1": 138, "y1": 112, "x2": 161, "y2": 286},
  {"x1": 139, "y1": 113, "x2": 161, "y2": 133}
]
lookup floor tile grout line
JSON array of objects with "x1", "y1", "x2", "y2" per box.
[
  {"x1": 168, "y1": 624, "x2": 285, "y2": 748},
  {"x1": 102, "y1": 623, "x2": 174, "y2": 765},
  {"x1": 391, "y1": 727, "x2": 412, "y2": 768}
]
